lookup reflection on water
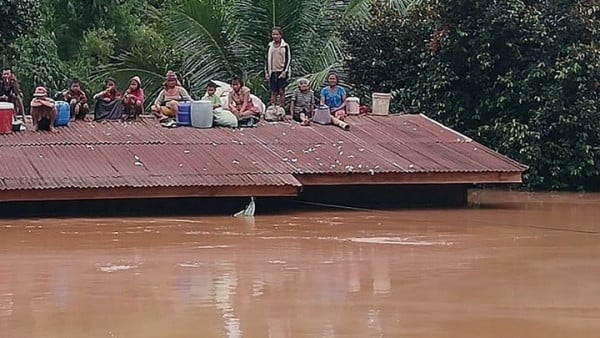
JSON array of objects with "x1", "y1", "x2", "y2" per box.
[{"x1": 0, "y1": 190, "x2": 599, "y2": 337}]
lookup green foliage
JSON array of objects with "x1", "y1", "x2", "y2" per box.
[
  {"x1": 5, "y1": 0, "x2": 414, "y2": 107},
  {"x1": 2, "y1": 0, "x2": 65, "y2": 99},
  {"x1": 9, "y1": 33, "x2": 68, "y2": 100},
  {"x1": 103, "y1": 0, "x2": 404, "y2": 103},
  {"x1": 0, "y1": 0, "x2": 42, "y2": 59},
  {"x1": 343, "y1": 0, "x2": 600, "y2": 191}
]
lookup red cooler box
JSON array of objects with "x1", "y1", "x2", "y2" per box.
[{"x1": 0, "y1": 102, "x2": 14, "y2": 134}]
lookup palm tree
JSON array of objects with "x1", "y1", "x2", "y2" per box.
[{"x1": 99, "y1": 0, "x2": 421, "y2": 106}]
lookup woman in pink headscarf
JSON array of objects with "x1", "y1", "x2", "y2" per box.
[
  {"x1": 151, "y1": 71, "x2": 191, "y2": 122},
  {"x1": 123, "y1": 76, "x2": 144, "y2": 120}
]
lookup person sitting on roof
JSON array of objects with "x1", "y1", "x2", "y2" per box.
[
  {"x1": 63, "y1": 78, "x2": 89, "y2": 121},
  {"x1": 93, "y1": 77, "x2": 124, "y2": 121},
  {"x1": 123, "y1": 76, "x2": 144, "y2": 120},
  {"x1": 30, "y1": 86, "x2": 57, "y2": 132},
  {"x1": 151, "y1": 71, "x2": 192, "y2": 122},
  {"x1": 290, "y1": 78, "x2": 314, "y2": 126},
  {"x1": 202, "y1": 82, "x2": 237, "y2": 128},
  {"x1": 319, "y1": 72, "x2": 347, "y2": 121},
  {"x1": 0, "y1": 69, "x2": 26, "y2": 120},
  {"x1": 228, "y1": 76, "x2": 260, "y2": 126}
]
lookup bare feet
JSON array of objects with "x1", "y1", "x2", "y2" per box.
[{"x1": 50, "y1": 126, "x2": 58, "y2": 133}]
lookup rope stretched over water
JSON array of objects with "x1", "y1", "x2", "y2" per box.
[
  {"x1": 295, "y1": 200, "x2": 599, "y2": 235},
  {"x1": 479, "y1": 220, "x2": 599, "y2": 235},
  {"x1": 296, "y1": 200, "x2": 381, "y2": 212}
]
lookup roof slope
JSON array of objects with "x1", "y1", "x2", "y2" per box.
[{"x1": 0, "y1": 114, "x2": 527, "y2": 195}]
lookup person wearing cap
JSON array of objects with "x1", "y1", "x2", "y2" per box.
[
  {"x1": 63, "y1": 78, "x2": 89, "y2": 121},
  {"x1": 30, "y1": 86, "x2": 57, "y2": 132},
  {"x1": 151, "y1": 71, "x2": 192, "y2": 122},
  {"x1": 123, "y1": 76, "x2": 144, "y2": 120}
]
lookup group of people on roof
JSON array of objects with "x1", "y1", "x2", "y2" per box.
[{"x1": 1, "y1": 27, "x2": 352, "y2": 133}]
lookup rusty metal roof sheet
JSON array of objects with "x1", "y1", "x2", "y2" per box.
[{"x1": 0, "y1": 114, "x2": 527, "y2": 191}]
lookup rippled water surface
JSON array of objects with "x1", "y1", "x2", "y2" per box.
[{"x1": 1, "y1": 190, "x2": 599, "y2": 337}]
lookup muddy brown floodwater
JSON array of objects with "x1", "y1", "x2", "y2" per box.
[{"x1": 0, "y1": 190, "x2": 599, "y2": 338}]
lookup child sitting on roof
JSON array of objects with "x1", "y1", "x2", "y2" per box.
[
  {"x1": 93, "y1": 77, "x2": 123, "y2": 121},
  {"x1": 123, "y1": 76, "x2": 144, "y2": 120},
  {"x1": 228, "y1": 76, "x2": 260, "y2": 127},
  {"x1": 63, "y1": 78, "x2": 89, "y2": 121},
  {"x1": 290, "y1": 78, "x2": 314, "y2": 126},
  {"x1": 30, "y1": 86, "x2": 57, "y2": 132},
  {"x1": 202, "y1": 82, "x2": 237, "y2": 128}
]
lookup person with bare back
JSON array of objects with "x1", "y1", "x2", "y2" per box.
[{"x1": 0, "y1": 69, "x2": 25, "y2": 120}]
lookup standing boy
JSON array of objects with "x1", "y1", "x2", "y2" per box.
[
  {"x1": 63, "y1": 78, "x2": 89, "y2": 121},
  {"x1": 265, "y1": 27, "x2": 291, "y2": 109}
]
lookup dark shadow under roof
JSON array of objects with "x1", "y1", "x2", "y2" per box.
[{"x1": 0, "y1": 114, "x2": 527, "y2": 201}]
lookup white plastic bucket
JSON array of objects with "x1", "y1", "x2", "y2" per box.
[
  {"x1": 191, "y1": 100, "x2": 213, "y2": 128},
  {"x1": 346, "y1": 97, "x2": 360, "y2": 115},
  {"x1": 371, "y1": 93, "x2": 391, "y2": 115},
  {"x1": 313, "y1": 106, "x2": 332, "y2": 125}
]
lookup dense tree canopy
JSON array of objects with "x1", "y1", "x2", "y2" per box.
[
  {"x1": 0, "y1": 0, "x2": 42, "y2": 60},
  {"x1": 344, "y1": 0, "x2": 600, "y2": 191},
  {"x1": 3, "y1": 0, "x2": 416, "y2": 96}
]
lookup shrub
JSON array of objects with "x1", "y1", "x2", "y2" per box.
[{"x1": 343, "y1": 0, "x2": 600, "y2": 191}]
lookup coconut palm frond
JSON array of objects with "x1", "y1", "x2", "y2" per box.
[
  {"x1": 237, "y1": 0, "x2": 336, "y2": 73},
  {"x1": 180, "y1": 53, "x2": 232, "y2": 97},
  {"x1": 344, "y1": 0, "x2": 422, "y2": 20},
  {"x1": 388, "y1": 0, "x2": 423, "y2": 13},
  {"x1": 343, "y1": 0, "x2": 373, "y2": 21},
  {"x1": 307, "y1": 40, "x2": 347, "y2": 90},
  {"x1": 94, "y1": 48, "x2": 174, "y2": 108},
  {"x1": 166, "y1": 0, "x2": 241, "y2": 76}
]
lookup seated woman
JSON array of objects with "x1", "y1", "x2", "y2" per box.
[
  {"x1": 290, "y1": 78, "x2": 315, "y2": 126},
  {"x1": 151, "y1": 71, "x2": 191, "y2": 122},
  {"x1": 123, "y1": 76, "x2": 144, "y2": 120},
  {"x1": 63, "y1": 78, "x2": 89, "y2": 121},
  {"x1": 228, "y1": 76, "x2": 260, "y2": 124},
  {"x1": 319, "y1": 72, "x2": 347, "y2": 120},
  {"x1": 93, "y1": 78, "x2": 123, "y2": 121},
  {"x1": 30, "y1": 86, "x2": 57, "y2": 132}
]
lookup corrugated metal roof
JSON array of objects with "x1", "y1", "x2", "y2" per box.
[{"x1": 0, "y1": 114, "x2": 527, "y2": 191}]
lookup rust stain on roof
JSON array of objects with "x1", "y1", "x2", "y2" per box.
[{"x1": 0, "y1": 114, "x2": 527, "y2": 192}]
